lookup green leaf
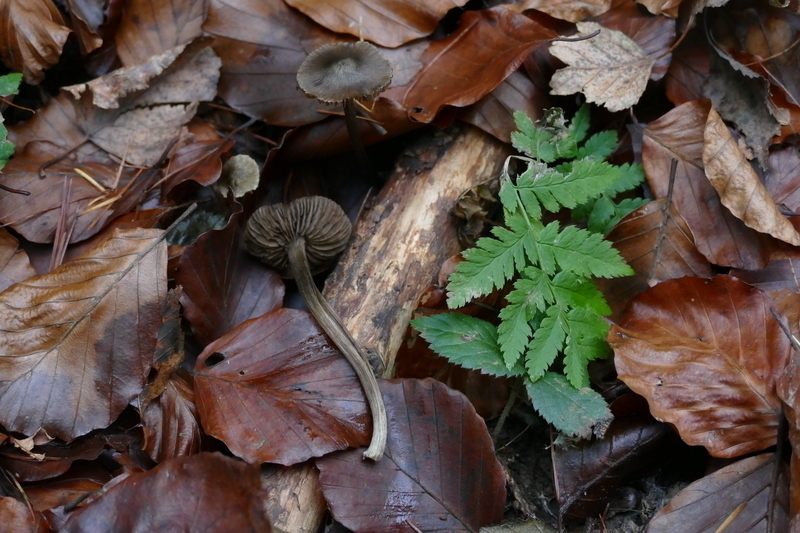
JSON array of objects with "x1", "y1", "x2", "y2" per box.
[
  {"x1": 411, "y1": 314, "x2": 524, "y2": 378},
  {"x1": 564, "y1": 336, "x2": 610, "y2": 388},
  {"x1": 525, "y1": 307, "x2": 566, "y2": 381},
  {"x1": 512, "y1": 111, "x2": 558, "y2": 162},
  {"x1": 577, "y1": 130, "x2": 617, "y2": 160},
  {"x1": 569, "y1": 104, "x2": 591, "y2": 144},
  {"x1": 498, "y1": 279, "x2": 544, "y2": 368},
  {"x1": 532, "y1": 222, "x2": 633, "y2": 278},
  {"x1": 512, "y1": 159, "x2": 622, "y2": 220},
  {"x1": 446, "y1": 212, "x2": 536, "y2": 308},
  {"x1": 585, "y1": 195, "x2": 617, "y2": 234},
  {"x1": 525, "y1": 372, "x2": 612, "y2": 437},
  {"x1": 608, "y1": 163, "x2": 645, "y2": 195},
  {"x1": 0, "y1": 73, "x2": 22, "y2": 98}
]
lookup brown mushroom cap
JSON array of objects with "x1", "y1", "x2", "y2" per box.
[
  {"x1": 245, "y1": 196, "x2": 352, "y2": 278},
  {"x1": 296, "y1": 42, "x2": 393, "y2": 104}
]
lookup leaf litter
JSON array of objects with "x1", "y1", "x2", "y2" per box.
[{"x1": 0, "y1": 0, "x2": 796, "y2": 531}]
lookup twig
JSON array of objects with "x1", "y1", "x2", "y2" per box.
[{"x1": 492, "y1": 379, "x2": 522, "y2": 440}]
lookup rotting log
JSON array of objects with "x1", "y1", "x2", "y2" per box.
[{"x1": 260, "y1": 124, "x2": 510, "y2": 532}]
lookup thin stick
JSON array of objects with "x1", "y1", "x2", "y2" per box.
[{"x1": 288, "y1": 239, "x2": 387, "y2": 461}]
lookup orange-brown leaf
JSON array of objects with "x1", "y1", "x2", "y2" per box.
[
  {"x1": 0, "y1": 0, "x2": 71, "y2": 83},
  {"x1": 400, "y1": 7, "x2": 556, "y2": 123},
  {"x1": 0, "y1": 228, "x2": 167, "y2": 441},
  {"x1": 610, "y1": 275, "x2": 789, "y2": 458},
  {"x1": 284, "y1": 0, "x2": 468, "y2": 48},
  {"x1": 703, "y1": 107, "x2": 800, "y2": 246}
]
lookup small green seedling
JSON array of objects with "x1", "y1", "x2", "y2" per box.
[{"x1": 412, "y1": 105, "x2": 646, "y2": 437}]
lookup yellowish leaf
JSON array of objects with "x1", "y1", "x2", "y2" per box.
[
  {"x1": 515, "y1": 0, "x2": 612, "y2": 23},
  {"x1": 549, "y1": 22, "x2": 654, "y2": 112},
  {"x1": 703, "y1": 107, "x2": 800, "y2": 246}
]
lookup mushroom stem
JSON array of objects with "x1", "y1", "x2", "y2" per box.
[
  {"x1": 287, "y1": 237, "x2": 388, "y2": 461},
  {"x1": 343, "y1": 99, "x2": 378, "y2": 185}
]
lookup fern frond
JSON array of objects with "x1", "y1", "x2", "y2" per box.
[
  {"x1": 526, "y1": 307, "x2": 567, "y2": 381},
  {"x1": 532, "y1": 222, "x2": 633, "y2": 278},
  {"x1": 577, "y1": 130, "x2": 618, "y2": 160},
  {"x1": 446, "y1": 212, "x2": 536, "y2": 308}
]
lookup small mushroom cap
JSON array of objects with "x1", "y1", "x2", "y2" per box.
[
  {"x1": 245, "y1": 196, "x2": 352, "y2": 277},
  {"x1": 297, "y1": 42, "x2": 393, "y2": 104}
]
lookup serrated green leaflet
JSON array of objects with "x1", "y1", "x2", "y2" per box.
[
  {"x1": 526, "y1": 373, "x2": 612, "y2": 438},
  {"x1": 0, "y1": 73, "x2": 22, "y2": 98},
  {"x1": 411, "y1": 314, "x2": 524, "y2": 378}
]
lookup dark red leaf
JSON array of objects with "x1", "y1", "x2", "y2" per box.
[
  {"x1": 316, "y1": 378, "x2": 505, "y2": 533},
  {"x1": 0, "y1": 496, "x2": 52, "y2": 533},
  {"x1": 60, "y1": 453, "x2": 272, "y2": 532},
  {"x1": 142, "y1": 373, "x2": 202, "y2": 462},
  {"x1": 194, "y1": 308, "x2": 370, "y2": 465},
  {"x1": 175, "y1": 213, "x2": 284, "y2": 347}
]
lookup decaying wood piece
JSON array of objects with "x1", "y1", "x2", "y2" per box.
[{"x1": 260, "y1": 124, "x2": 509, "y2": 531}]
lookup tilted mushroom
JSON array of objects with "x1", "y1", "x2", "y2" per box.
[
  {"x1": 245, "y1": 196, "x2": 387, "y2": 461},
  {"x1": 297, "y1": 42, "x2": 392, "y2": 182}
]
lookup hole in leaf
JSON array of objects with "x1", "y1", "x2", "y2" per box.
[{"x1": 205, "y1": 352, "x2": 225, "y2": 367}]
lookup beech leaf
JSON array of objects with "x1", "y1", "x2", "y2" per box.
[
  {"x1": 0, "y1": 228, "x2": 166, "y2": 441},
  {"x1": 610, "y1": 275, "x2": 789, "y2": 458},
  {"x1": 549, "y1": 22, "x2": 655, "y2": 112},
  {"x1": 0, "y1": 0, "x2": 71, "y2": 83},
  {"x1": 60, "y1": 453, "x2": 272, "y2": 532},
  {"x1": 194, "y1": 308, "x2": 371, "y2": 466},
  {"x1": 316, "y1": 379, "x2": 505, "y2": 532},
  {"x1": 648, "y1": 454, "x2": 789, "y2": 532},
  {"x1": 703, "y1": 107, "x2": 800, "y2": 246}
]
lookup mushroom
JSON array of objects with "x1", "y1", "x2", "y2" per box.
[
  {"x1": 245, "y1": 196, "x2": 387, "y2": 461},
  {"x1": 297, "y1": 42, "x2": 392, "y2": 183}
]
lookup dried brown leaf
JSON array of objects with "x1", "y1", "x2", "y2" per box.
[
  {"x1": 0, "y1": 229, "x2": 36, "y2": 292},
  {"x1": 116, "y1": 0, "x2": 207, "y2": 67},
  {"x1": 516, "y1": 0, "x2": 612, "y2": 22},
  {"x1": 599, "y1": 198, "x2": 713, "y2": 318},
  {"x1": 648, "y1": 454, "x2": 789, "y2": 532},
  {"x1": 703, "y1": 107, "x2": 800, "y2": 246},
  {"x1": 175, "y1": 212, "x2": 284, "y2": 347},
  {"x1": 610, "y1": 275, "x2": 789, "y2": 458},
  {"x1": 0, "y1": 496, "x2": 52, "y2": 533},
  {"x1": 0, "y1": 0, "x2": 71, "y2": 83},
  {"x1": 460, "y1": 69, "x2": 549, "y2": 143},
  {"x1": 636, "y1": 0, "x2": 681, "y2": 17},
  {"x1": 642, "y1": 99, "x2": 789, "y2": 269},
  {"x1": 285, "y1": 0, "x2": 468, "y2": 48},
  {"x1": 549, "y1": 22, "x2": 654, "y2": 112},
  {"x1": 316, "y1": 378, "x2": 506, "y2": 532},
  {"x1": 142, "y1": 373, "x2": 202, "y2": 462},
  {"x1": 0, "y1": 228, "x2": 166, "y2": 441},
  {"x1": 400, "y1": 7, "x2": 556, "y2": 123},
  {"x1": 60, "y1": 453, "x2": 271, "y2": 532},
  {"x1": 194, "y1": 308, "x2": 370, "y2": 466}
]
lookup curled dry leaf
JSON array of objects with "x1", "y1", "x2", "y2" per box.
[
  {"x1": 549, "y1": 22, "x2": 655, "y2": 112},
  {"x1": 115, "y1": 0, "x2": 207, "y2": 67},
  {"x1": 0, "y1": 228, "x2": 36, "y2": 292},
  {"x1": 642, "y1": 99, "x2": 785, "y2": 269},
  {"x1": 11, "y1": 42, "x2": 219, "y2": 166},
  {"x1": 554, "y1": 415, "x2": 672, "y2": 521},
  {"x1": 60, "y1": 453, "x2": 272, "y2": 533},
  {"x1": 284, "y1": 0, "x2": 468, "y2": 48},
  {"x1": 648, "y1": 454, "x2": 789, "y2": 532},
  {"x1": 175, "y1": 212, "x2": 284, "y2": 347},
  {"x1": 461, "y1": 69, "x2": 550, "y2": 143},
  {"x1": 600, "y1": 198, "x2": 713, "y2": 317},
  {"x1": 316, "y1": 379, "x2": 505, "y2": 532},
  {"x1": 0, "y1": 228, "x2": 166, "y2": 441},
  {"x1": 0, "y1": 496, "x2": 51, "y2": 533},
  {"x1": 515, "y1": 0, "x2": 612, "y2": 23},
  {"x1": 703, "y1": 107, "x2": 800, "y2": 246},
  {"x1": 636, "y1": 0, "x2": 682, "y2": 17},
  {"x1": 142, "y1": 373, "x2": 202, "y2": 463},
  {"x1": 610, "y1": 275, "x2": 789, "y2": 458},
  {"x1": 194, "y1": 308, "x2": 371, "y2": 466},
  {"x1": 401, "y1": 6, "x2": 556, "y2": 123},
  {"x1": 24, "y1": 462, "x2": 112, "y2": 513},
  {"x1": 0, "y1": 0, "x2": 71, "y2": 83}
]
